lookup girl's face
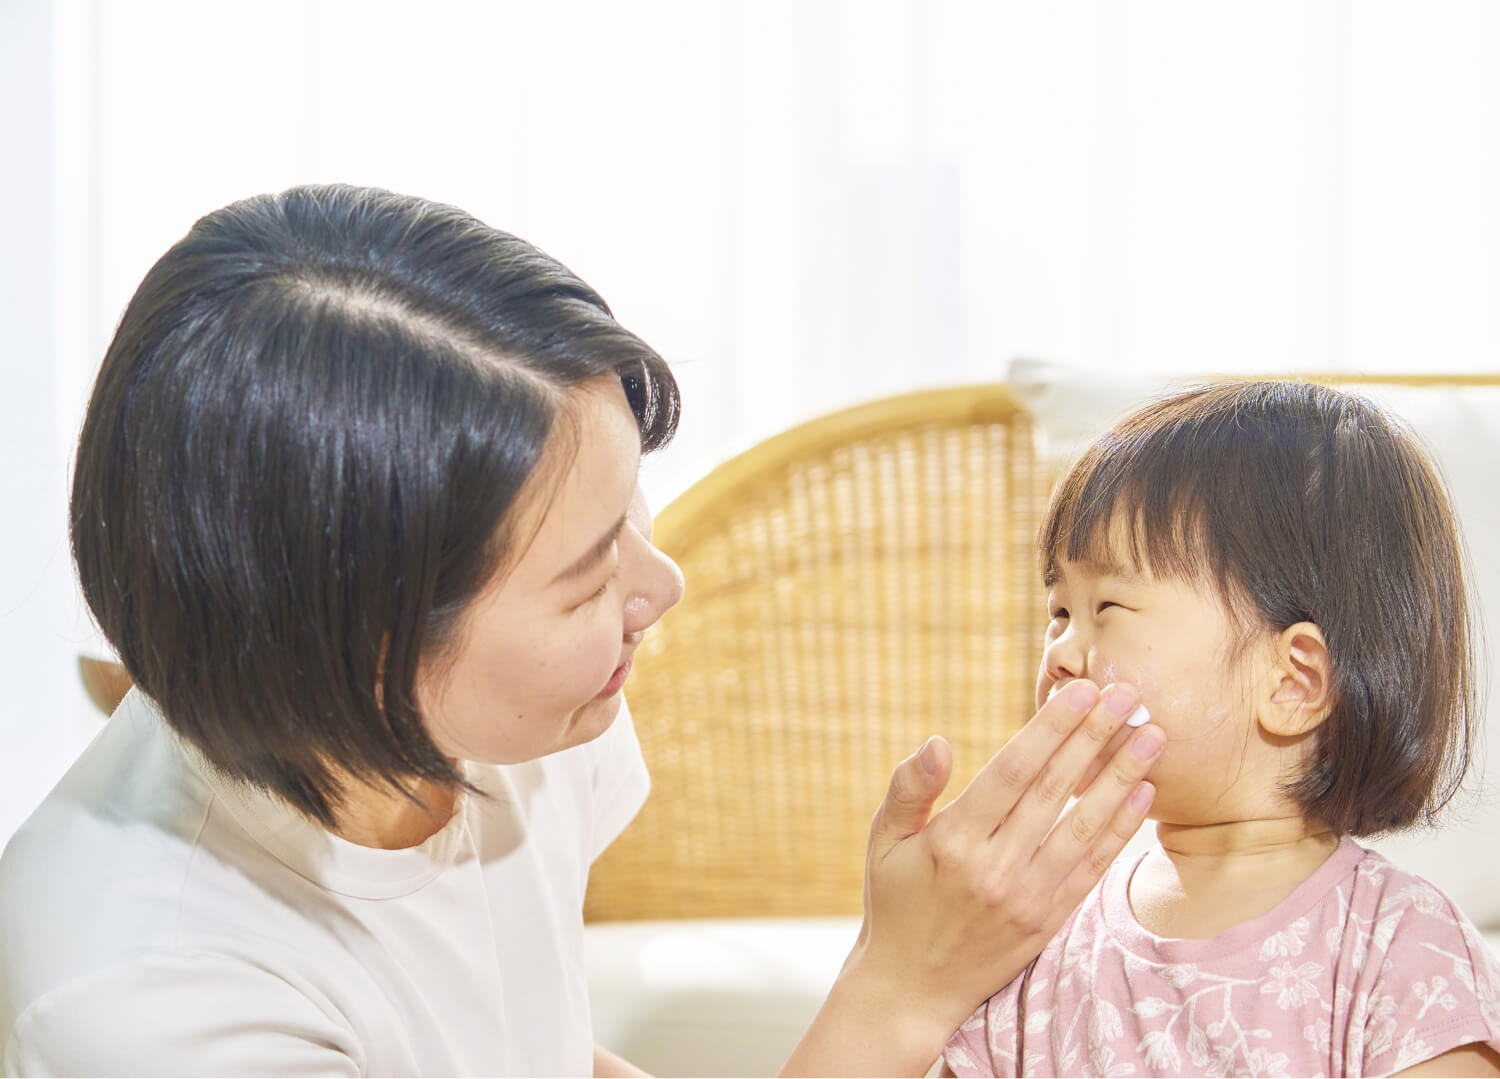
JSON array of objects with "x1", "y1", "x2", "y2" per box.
[
  {"x1": 1038, "y1": 540, "x2": 1290, "y2": 824},
  {"x1": 416, "y1": 377, "x2": 684, "y2": 765}
]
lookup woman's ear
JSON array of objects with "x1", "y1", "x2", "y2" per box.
[{"x1": 1257, "y1": 622, "x2": 1334, "y2": 738}]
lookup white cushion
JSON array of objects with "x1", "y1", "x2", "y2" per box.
[
  {"x1": 586, "y1": 917, "x2": 859, "y2": 1078},
  {"x1": 1008, "y1": 358, "x2": 1500, "y2": 929}
]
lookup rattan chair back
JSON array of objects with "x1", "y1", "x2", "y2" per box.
[{"x1": 584, "y1": 385, "x2": 1048, "y2": 921}]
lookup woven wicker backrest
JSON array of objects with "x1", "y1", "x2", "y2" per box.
[{"x1": 585, "y1": 385, "x2": 1048, "y2": 921}]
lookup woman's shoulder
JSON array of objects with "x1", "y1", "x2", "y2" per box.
[
  {"x1": 0, "y1": 689, "x2": 216, "y2": 901},
  {"x1": 3, "y1": 949, "x2": 360, "y2": 1075},
  {"x1": 0, "y1": 692, "x2": 246, "y2": 1018}
]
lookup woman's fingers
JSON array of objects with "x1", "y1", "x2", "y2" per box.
[
  {"x1": 1054, "y1": 776, "x2": 1159, "y2": 911},
  {"x1": 1034, "y1": 722, "x2": 1163, "y2": 891},
  {"x1": 940, "y1": 680, "x2": 1104, "y2": 832},
  {"x1": 998, "y1": 683, "x2": 1146, "y2": 844},
  {"x1": 941, "y1": 681, "x2": 1143, "y2": 850},
  {"x1": 825, "y1": 693, "x2": 1164, "y2": 1075},
  {"x1": 867, "y1": 735, "x2": 954, "y2": 861}
]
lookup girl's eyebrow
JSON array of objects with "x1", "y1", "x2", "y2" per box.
[
  {"x1": 551, "y1": 512, "x2": 628, "y2": 586},
  {"x1": 1044, "y1": 559, "x2": 1147, "y2": 589}
]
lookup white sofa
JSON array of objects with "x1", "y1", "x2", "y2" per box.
[{"x1": 587, "y1": 365, "x2": 1500, "y2": 1077}]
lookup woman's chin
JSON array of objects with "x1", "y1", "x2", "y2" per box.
[{"x1": 564, "y1": 694, "x2": 625, "y2": 749}]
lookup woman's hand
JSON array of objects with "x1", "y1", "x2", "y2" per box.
[{"x1": 782, "y1": 680, "x2": 1163, "y2": 1077}]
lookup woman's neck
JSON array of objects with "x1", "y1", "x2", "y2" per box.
[
  {"x1": 1129, "y1": 817, "x2": 1340, "y2": 940},
  {"x1": 330, "y1": 776, "x2": 459, "y2": 850}
]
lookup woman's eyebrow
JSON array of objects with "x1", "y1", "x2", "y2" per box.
[{"x1": 551, "y1": 512, "x2": 628, "y2": 586}]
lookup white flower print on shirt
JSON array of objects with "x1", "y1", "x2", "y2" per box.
[
  {"x1": 1088, "y1": 999, "x2": 1125, "y2": 1045},
  {"x1": 1261, "y1": 962, "x2": 1323, "y2": 1010},
  {"x1": 1302, "y1": 1018, "x2": 1332, "y2": 1057},
  {"x1": 1131, "y1": 997, "x2": 1172, "y2": 1020},
  {"x1": 1139, "y1": 1029, "x2": 1181, "y2": 1072},
  {"x1": 945, "y1": 846, "x2": 1500, "y2": 1079},
  {"x1": 1160, "y1": 964, "x2": 1200, "y2": 989},
  {"x1": 947, "y1": 1044, "x2": 981, "y2": 1073},
  {"x1": 1413, "y1": 976, "x2": 1458, "y2": 1021},
  {"x1": 1243, "y1": 1046, "x2": 1292, "y2": 1077},
  {"x1": 1087, "y1": 1044, "x2": 1136, "y2": 1077},
  {"x1": 1391, "y1": 1029, "x2": 1437, "y2": 1073},
  {"x1": 1259, "y1": 918, "x2": 1310, "y2": 961}
]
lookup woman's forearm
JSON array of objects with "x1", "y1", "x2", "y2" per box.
[
  {"x1": 594, "y1": 1044, "x2": 651, "y2": 1077},
  {"x1": 781, "y1": 949, "x2": 951, "y2": 1077}
]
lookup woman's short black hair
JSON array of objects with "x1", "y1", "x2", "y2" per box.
[
  {"x1": 71, "y1": 184, "x2": 680, "y2": 827},
  {"x1": 1039, "y1": 380, "x2": 1476, "y2": 836}
]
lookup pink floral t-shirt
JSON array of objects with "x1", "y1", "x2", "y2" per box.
[{"x1": 945, "y1": 839, "x2": 1500, "y2": 1077}]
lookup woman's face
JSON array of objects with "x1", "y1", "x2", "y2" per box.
[{"x1": 417, "y1": 377, "x2": 684, "y2": 764}]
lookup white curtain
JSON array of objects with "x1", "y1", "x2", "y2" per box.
[{"x1": 3, "y1": 0, "x2": 1498, "y2": 842}]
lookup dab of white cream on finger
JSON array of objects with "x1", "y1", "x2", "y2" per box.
[{"x1": 1125, "y1": 705, "x2": 1151, "y2": 728}]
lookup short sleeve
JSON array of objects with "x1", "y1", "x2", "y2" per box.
[
  {"x1": 583, "y1": 696, "x2": 651, "y2": 864},
  {"x1": 3, "y1": 952, "x2": 361, "y2": 1077},
  {"x1": 1356, "y1": 892, "x2": 1500, "y2": 1075},
  {"x1": 944, "y1": 1003, "x2": 997, "y2": 1077}
]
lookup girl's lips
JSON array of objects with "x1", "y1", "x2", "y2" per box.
[{"x1": 595, "y1": 659, "x2": 632, "y2": 699}]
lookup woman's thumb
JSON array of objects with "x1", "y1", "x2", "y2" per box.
[{"x1": 871, "y1": 735, "x2": 952, "y2": 852}]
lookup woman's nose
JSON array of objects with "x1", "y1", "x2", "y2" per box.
[{"x1": 621, "y1": 536, "x2": 685, "y2": 638}]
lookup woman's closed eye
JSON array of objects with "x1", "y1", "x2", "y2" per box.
[{"x1": 576, "y1": 565, "x2": 620, "y2": 609}]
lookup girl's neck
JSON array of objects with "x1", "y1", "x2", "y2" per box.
[
  {"x1": 1129, "y1": 817, "x2": 1340, "y2": 940},
  {"x1": 1156, "y1": 816, "x2": 1338, "y2": 862}
]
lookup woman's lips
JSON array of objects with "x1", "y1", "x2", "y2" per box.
[{"x1": 595, "y1": 659, "x2": 632, "y2": 699}]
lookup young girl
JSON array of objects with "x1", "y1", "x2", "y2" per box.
[{"x1": 944, "y1": 380, "x2": 1500, "y2": 1078}]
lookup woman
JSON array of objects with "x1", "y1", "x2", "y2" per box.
[{"x1": 0, "y1": 184, "x2": 1163, "y2": 1076}]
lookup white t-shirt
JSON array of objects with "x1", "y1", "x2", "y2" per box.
[{"x1": 0, "y1": 688, "x2": 650, "y2": 1076}]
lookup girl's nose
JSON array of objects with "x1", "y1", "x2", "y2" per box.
[{"x1": 1043, "y1": 621, "x2": 1086, "y2": 684}]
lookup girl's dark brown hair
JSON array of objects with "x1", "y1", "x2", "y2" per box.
[
  {"x1": 1040, "y1": 380, "x2": 1475, "y2": 836},
  {"x1": 71, "y1": 184, "x2": 680, "y2": 828}
]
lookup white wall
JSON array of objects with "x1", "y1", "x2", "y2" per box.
[
  {"x1": 3, "y1": 0, "x2": 1499, "y2": 843},
  {"x1": 0, "y1": 0, "x2": 103, "y2": 841}
]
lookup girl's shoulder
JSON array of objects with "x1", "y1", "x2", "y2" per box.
[
  {"x1": 1345, "y1": 839, "x2": 1487, "y2": 928},
  {"x1": 1339, "y1": 840, "x2": 1500, "y2": 1014}
]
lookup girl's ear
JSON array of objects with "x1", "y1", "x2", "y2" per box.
[{"x1": 1257, "y1": 622, "x2": 1333, "y2": 737}]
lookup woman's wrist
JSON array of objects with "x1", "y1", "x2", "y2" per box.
[{"x1": 781, "y1": 944, "x2": 959, "y2": 1077}]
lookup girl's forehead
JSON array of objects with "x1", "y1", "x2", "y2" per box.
[
  {"x1": 1047, "y1": 554, "x2": 1149, "y2": 588},
  {"x1": 1047, "y1": 513, "x2": 1152, "y2": 585}
]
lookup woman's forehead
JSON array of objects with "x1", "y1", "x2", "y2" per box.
[{"x1": 508, "y1": 380, "x2": 642, "y2": 580}]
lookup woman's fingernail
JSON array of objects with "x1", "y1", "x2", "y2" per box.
[
  {"x1": 918, "y1": 736, "x2": 939, "y2": 776},
  {"x1": 1131, "y1": 727, "x2": 1165, "y2": 760},
  {"x1": 1125, "y1": 705, "x2": 1151, "y2": 728},
  {"x1": 1129, "y1": 782, "x2": 1156, "y2": 813},
  {"x1": 1066, "y1": 681, "x2": 1099, "y2": 712},
  {"x1": 1105, "y1": 687, "x2": 1140, "y2": 718}
]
